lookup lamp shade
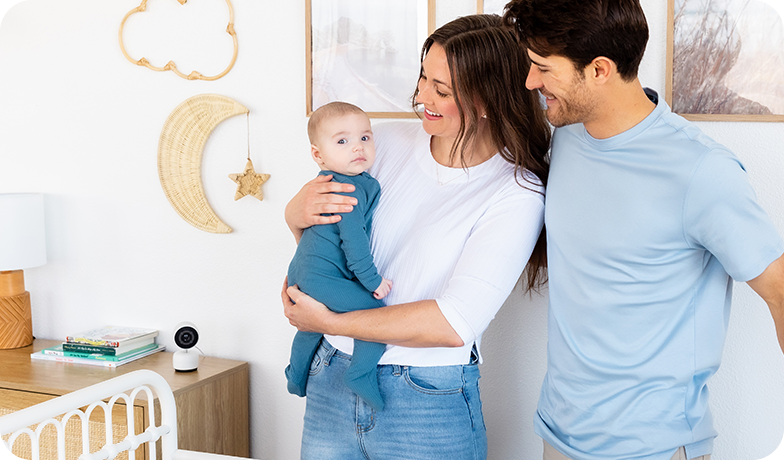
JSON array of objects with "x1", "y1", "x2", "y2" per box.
[{"x1": 0, "y1": 193, "x2": 47, "y2": 271}]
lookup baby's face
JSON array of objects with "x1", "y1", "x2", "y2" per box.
[{"x1": 312, "y1": 113, "x2": 376, "y2": 176}]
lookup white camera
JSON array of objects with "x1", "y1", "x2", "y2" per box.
[{"x1": 172, "y1": 322, "x2": 200, "y2": 372}]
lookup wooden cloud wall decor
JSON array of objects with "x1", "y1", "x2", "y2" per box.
[
  {"x1": 119, "y1": 0, "x2": 239, "y2": 81},
  {"x1": 158, "y1": 94, "x2": 248, "y2": 233}
]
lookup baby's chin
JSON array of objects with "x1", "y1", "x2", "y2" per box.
[{"x1": 319, "y1": 166, "x2": 371, "y2": 176}]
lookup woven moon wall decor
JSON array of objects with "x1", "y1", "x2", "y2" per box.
[
  {"x1": 158, "y1": 94, "x2": 248, "y2": 233},
  {"x1": 119, "y1": 0, "x2": 238, "y2": 81}
]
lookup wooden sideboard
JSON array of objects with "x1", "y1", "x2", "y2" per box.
[{"x1": 0, "y1": 339, "x2": 250, "y2": 458}]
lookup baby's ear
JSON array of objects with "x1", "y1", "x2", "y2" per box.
[{"x1": 310, "y1": 145, "x2": 323, "y2": 164}]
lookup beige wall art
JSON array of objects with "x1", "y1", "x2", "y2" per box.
[
  {"x1": 667, "y1": 0, "x2": 784, "y2": 121},
  {"x1": 119, "y1": 0, "x2": 239, "y2": 81},
  {"x1": 158, "y1": 94, "x2": 249, "y2": 234}
]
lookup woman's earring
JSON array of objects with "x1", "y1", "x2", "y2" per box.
[{"x1": 481, "y1": 114, "x2": 487, "y2": 119}]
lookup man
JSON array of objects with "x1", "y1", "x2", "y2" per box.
[{"x1": 503, "y1": 1, "x2": 784, "y2": 459}]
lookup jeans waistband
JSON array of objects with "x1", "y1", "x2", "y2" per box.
[{"x1": 317, "y1": 338, "x2": 480, "y2": 368}]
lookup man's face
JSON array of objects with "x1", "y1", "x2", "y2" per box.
[{"x1": 525, "y1": 50, "x2": 596, "y2": 127}]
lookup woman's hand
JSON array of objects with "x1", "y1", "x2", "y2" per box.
[
  {"x1": 285, "y1": 174, "x2": 357, "y2": 241},
  {"x1": 282, "y1": 279, "x2": 335, "y2": 334}
]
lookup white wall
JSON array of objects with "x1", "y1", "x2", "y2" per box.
[{"x1": 0, "y1": 1, "x2": 782, "y2": 459}]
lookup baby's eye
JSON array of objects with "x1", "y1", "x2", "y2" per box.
[
  {"x1": 337, "y1": 139, "x2": 347, "y2": 144},
  {"x1": 361, "y1": 136, "x2": 370, "y2": 141}
]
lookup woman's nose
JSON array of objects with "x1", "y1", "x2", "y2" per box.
[{"x1": 416, "y1": 81, "x2": 430, "y2": 104}]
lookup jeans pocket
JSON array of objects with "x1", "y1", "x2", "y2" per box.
[
  {"x1": 308, "y1": 354, "x2": 324, "y2": 376},
  {"x1": 403, "y1": 366, "x2": 464, "y2": 395},
  {"x1": 309, "y1": 345, "x2": 333, "y2": 376}
]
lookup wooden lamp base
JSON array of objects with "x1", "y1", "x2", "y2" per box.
[{"x1": 0, "y1": 270, "x2": 33, "y2": 349}]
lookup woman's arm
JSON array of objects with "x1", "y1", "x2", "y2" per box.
[
  {"x1": 282, "y1": 282, "x2": 464, "y2": 348},
  {"x1": 285, "y1": 174, "x2": 358, "y2": 243},
  {"x1": 283, "y1": 187, "x2": 545, "y2": 349}
]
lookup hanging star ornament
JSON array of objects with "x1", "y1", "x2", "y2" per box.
[{"x1": 229, "y1": 159, "x2": 270, "y2": 201}]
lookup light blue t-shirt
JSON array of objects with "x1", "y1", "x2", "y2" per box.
[{"x1": 536, "y1": 89, "x2": 784, "y2": 460}]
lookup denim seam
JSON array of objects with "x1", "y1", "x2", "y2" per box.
[
  {"x1": 462, "y1": 368, "x2": 473, "y2": 430},
  {"x1": 356, "y1": 412, "x2": 376, "y2": 433},
  {"x1": 323, "y1": 344, "x2": 339, "y2": 366},
  {"x1": 462, "y1": 368, "x2": 484, "y2": 460},
  {"x1": 356, "y1": 426, "x2": 372, "y2": 460}
]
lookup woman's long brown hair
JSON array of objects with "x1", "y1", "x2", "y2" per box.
[{"x1": 412, "y1": 14, "x2": 552, "y2": 292}]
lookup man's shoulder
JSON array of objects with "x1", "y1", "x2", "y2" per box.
[
  {"x1": 653, "y1": 112, "x2": 734, "y2": 161},
  {"x1": 642, "y1": 90, "x2": 729, "y2": 156}
]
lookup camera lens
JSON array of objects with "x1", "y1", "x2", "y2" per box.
[{"x1": 174, "y1": 326, "x2": 199, "y2": 349}]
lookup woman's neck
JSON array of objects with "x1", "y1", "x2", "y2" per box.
[{"x1": 430, "y1": 129, "x2": 496, "y2": 168}]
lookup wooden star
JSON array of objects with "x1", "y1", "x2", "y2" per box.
[{"x1": 228, "y1": 159, "x2": 270, "y2": 201}]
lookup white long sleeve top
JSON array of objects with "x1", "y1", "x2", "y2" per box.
[{"x1": 325, "y1": 121, "x2": 545, "y2": 366}]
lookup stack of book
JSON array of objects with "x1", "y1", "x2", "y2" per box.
[{"x1": 31, "y1": 325, "x2": 165, "y2": 368}]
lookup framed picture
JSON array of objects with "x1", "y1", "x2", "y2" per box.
[
  {"x1": 666, "y1": 0, "x2": 784, "y2": 121},
  {"x1": 478, "y1": 0, "x2": 508, "y2": 16},
  {"x1": 306, "y1": 0, "x2": 436, "y2": 118}
]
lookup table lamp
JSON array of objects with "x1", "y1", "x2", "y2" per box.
[{"x1": 0, "y1": 193, "x2": 46, "y2": 349}]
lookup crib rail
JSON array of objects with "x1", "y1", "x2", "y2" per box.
[{"x1": 0, "y1": 370, "x2": 176, "y2": 460}]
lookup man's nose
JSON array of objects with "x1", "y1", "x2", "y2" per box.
[{"x1": 526, "y1": 68, "x2": 541, "y2": 90}]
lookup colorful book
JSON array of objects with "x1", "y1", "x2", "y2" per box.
[
  {"x1": 44, "y1": 343, "x2": 158, "y2": 361},
  {"x1": 62, "y1": 337, "x2": 156, "y2": 356},
  {"x1": 65, "y1": 326, "x2": 158, "y2": 348},
  {"x1": 31, "y1": 344, "x2": 165, "y2": 368}
]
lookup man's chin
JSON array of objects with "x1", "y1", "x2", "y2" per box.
[
  {"x1": 545, "y1": 112, "x2": 566, "y2": 128},
  {"x1": 546, "y1": 109, "x2": 580, "y2": 128}
]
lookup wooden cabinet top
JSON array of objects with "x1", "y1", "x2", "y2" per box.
[{"x1": 0, "y1": 339, "x2": 248, "y2": 397}]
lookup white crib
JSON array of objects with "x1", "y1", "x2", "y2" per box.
[{"x1": 0, "y1": 369, "x2": 255, "y2": 460}]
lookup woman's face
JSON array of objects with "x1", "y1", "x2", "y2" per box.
[{"x1": 415, "y1": 43, "x2": 462, "y2": 142}]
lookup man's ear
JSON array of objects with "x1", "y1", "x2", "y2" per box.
[
  {"x1": 588, "y1": 56, "x2": 615, "y2": 84},
  {"x1": 311, "y1": 144, "x2": 324, "y2": 165}
]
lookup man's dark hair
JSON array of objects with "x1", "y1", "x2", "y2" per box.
[{"x1": 503, "y1": 0, "x2": 649, "y2": 81}]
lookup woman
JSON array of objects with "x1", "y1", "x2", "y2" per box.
[{"x1": 283, "y1": 14, "x2": 550, "y2": 460}]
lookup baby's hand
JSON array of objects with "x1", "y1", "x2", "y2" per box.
[{"x1": 373, "y1": 278, "x2": 392, "y2": 300}]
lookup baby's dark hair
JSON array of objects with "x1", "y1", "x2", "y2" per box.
[{"x1": 307, "y1": 101, "x2": 368, "y2": 144}]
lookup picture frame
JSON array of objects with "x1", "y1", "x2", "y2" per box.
[
  {"x1": 477, "y1": 0, "x2": 507, "y2": 16},
  {"x1": 306, "y1": 0, "x2": 436, "y2": 118},
  {"x1": 666, "y1": 0, "x2": 784, "y2": 121}
]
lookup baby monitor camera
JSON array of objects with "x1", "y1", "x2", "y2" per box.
[{"x1": 172, "y1": 322, "x2": 200, "y2": 372}]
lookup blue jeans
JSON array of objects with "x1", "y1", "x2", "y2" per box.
[{"x1": 301, "y1": 340, "x2": 488, "y2": 460}]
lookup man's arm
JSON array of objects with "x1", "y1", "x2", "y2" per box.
[
  {"x1": 746, "y1": 254, "x2": 784, "y2": 354},
  {"x1": 284, "y1": 174, "x2": 357, "y2": 243}
]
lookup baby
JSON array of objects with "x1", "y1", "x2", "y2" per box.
[{"x1": 285, "y1": 101, "x2": 391, "y2": 410}]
